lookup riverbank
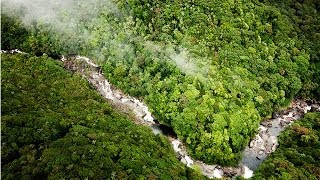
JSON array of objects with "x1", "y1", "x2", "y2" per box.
[
  {"x1": 3, "y1": 50, "x2": 318, "y2": 179},
  {"x1": 241, "y1": 99, "x2": 320, "y2": 171},
  {"x1": 61, "y1": 54, "x2": 320, "y2": 179}
]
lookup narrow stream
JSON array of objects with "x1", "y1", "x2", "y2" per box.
[
  {"x1": 61, "y1": 54, "x2": 320, "y2": 179},
  {"x1": 241, "y1": 99, "x2": 319, "y2": 171},
  {"x1": 3, "y1": 50, "x2": 320, "y2": 179}
]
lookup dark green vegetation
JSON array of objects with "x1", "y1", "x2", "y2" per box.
[
  {"x1": 2, "y1": 0, "x2": 320, "y2": 165},
  {"x1": 1, "y1": 53, "x2": 204, "y2": 179},
  {"x1": 253, "y1": 112, "x2": 320, "y2": 180}
]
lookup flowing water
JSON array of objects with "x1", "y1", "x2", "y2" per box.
[
  {"x1": 3, "y1": 50, "x2": 319, "y2": 178},
  {"x1": 61, "y1": 54, "x2": 320, "y2": 178},
  {"x1": 241, "y1": 99, "x2": 319, "y2": 171}
]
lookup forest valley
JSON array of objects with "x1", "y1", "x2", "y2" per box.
[{"x1": 1, "y1": 0, "x2": 320, "y2": 179}]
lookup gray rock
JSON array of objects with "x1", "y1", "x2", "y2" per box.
[
  {"x1": 258, "y1": 151, "x2": 264, "y2": 155},
  {"x1": 261, "y1": 121, "x2": 272, "y2": 127},
  {"x1": 222, "y1": 167, "x2": 242, "y2": 177},
  {"x1": 311, "y1": 104, "x2": 319, "y2": 112}
]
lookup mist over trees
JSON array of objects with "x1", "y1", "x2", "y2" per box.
[{"x1": 1, "y1": 0, "x2": 320, "y2": 177}]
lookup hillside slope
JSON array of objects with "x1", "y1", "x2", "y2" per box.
[
  {"x1": 1, "y1": 0, "x2": 319, "y2": 165},
  {"x1": 1, "y1": 53, "x2": 203, "y2": 179}
]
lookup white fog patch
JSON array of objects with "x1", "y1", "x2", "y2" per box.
[
  {"x1": 144, "y1": 41, "x2": 205, "y2": 75},
  {"x1": 2, "y1": 0, "x2": 204, "y2": 75},
  {"x1": 1, "y1": 0, "x2": 117, "y2": 27},
  {"x1": 1, "y1": 0, "x2": 118, "y2": 55},
  {"x1": 169, "y1": 50, "x2": 199, "y2": 75}
]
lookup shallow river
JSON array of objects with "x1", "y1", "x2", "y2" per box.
[
  {"x1": 61, "y1": 54, "x2": 320, "y2": 179},
  {"x1": 3, "y1": 50, "x2": 319, "y2": 178}
]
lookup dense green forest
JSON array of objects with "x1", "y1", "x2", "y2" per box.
[
  {"x1": 1, "y1": 0, "x2": 319, "y2": 168},
  {"x1": 253, "y1": 112, "x2": 320, "y2": 180},
  {"x1": 1, "y1": 53, "x2": 204, "y2": 179}
]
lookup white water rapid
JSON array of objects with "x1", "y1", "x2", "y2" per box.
[
  {"x1": 241, "y1": 99, "x2": 320, "y2": 171},
  {"x1": 3, "y1": 50, "x2": 319, "y2": 179},
  {"x1": 61, "y1": 54, "x2": 319, "y2": 179}
]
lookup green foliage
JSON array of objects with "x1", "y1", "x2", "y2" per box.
[
  {"x1": 1, "y1": 15, "x2": 28, "y2": 50},
  {"x1": 1, "y1": 54, "x2": 204, "y2": 179},
  {"x1": 253, "y1": 112, "x2": 320, "y2": 180},
  {"x1": 1, "y1": 0, "x2": 319, "y2": 165}
]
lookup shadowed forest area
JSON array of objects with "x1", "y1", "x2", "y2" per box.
[
  {"x1": 1, "y1": 53, "x2": 203, "y2": 179},
  {"x1": 1, "y1": 0, "x2": 319, "y2": 179}
]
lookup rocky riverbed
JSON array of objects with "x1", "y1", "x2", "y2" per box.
[
  {"x1": 3, "y1": 50, "x2": 319, "y2": 179},
  {"x1": 241, "y1": 99, "x2": 320, "y2": 171},
  {"x1": 61, "y1": 54, "x2": 249, "y2": 178},
  {"x1": 60, "y1": 54, "x2": 320, "y2": 179}
]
